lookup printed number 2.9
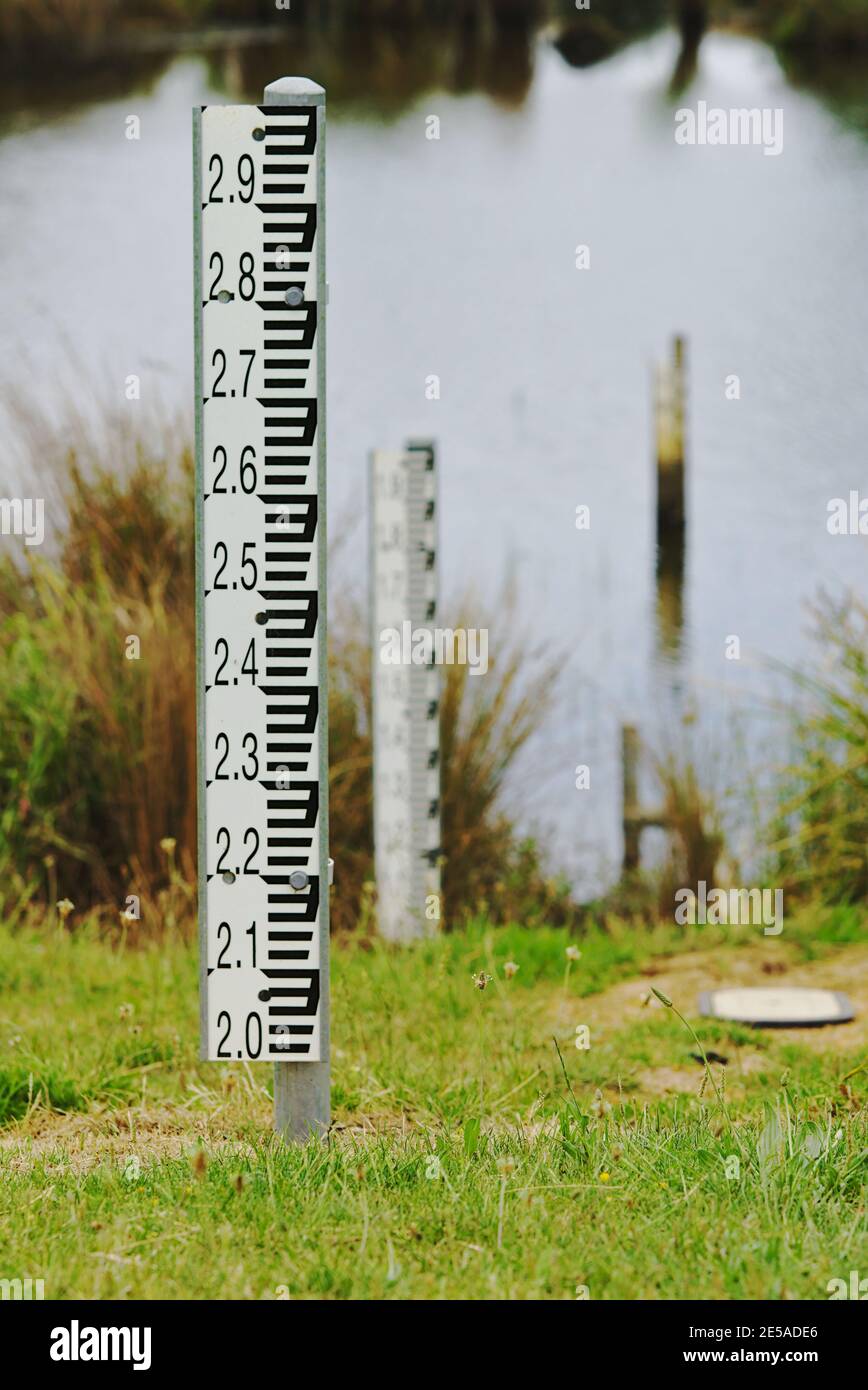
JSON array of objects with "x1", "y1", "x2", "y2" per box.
[{"x1": 206, "y1": 153, "x2": 255, "y2": 205}]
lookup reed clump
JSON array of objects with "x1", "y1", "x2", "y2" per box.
[
  {"x1": 769, "y1": 593, "x2": 868, "y2": 905},
  {"x1": 0, "y1": 446, "x2": 198, "y2": 924}
]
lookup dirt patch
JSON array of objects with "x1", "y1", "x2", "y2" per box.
[
  {"x1": 0, "y1": 1100, "x2": 270, "y2": 1174},
  {"x1": 635, "y1": 1051, "x2": 770, "y2": 1100},
  {"x1": 0, "y1": 1099, "x2": 433, "y2": 1172},
  {"x1": 633, "y1": 1066, "x2": 701, "y2": 1097}
]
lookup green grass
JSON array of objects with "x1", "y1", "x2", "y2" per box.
[{"x1": 0, "y1": 913, "x2": 865, "y2": 1299}]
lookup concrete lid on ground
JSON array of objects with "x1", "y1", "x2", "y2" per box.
[{"x1": 699, "y1": 986, "x2": 855, "y2": 1027}]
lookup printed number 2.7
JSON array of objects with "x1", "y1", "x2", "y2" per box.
[{"x1": 210, "y1": 349, "x2": 255, "y2": 398}]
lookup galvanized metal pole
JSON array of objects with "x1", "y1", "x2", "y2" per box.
[
  {"x1": 194, "y1": 76, "x2": 329, "y2": 1145},
  {"x1": 264, "y1": 77, "x2": 330, "y2": 1143}
]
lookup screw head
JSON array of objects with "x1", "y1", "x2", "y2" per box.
[
  {"x1": 284, "y1": 287, "x2": 304, "y2": 307},
  {"x1": 289, "y1": 870, "x2": 309, "y2": 891}
]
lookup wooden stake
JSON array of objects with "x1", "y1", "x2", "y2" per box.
[
  {"x1": 622, "y1": 724, "x2": 641, "y2": 872},
  {"x1": 655, "y1": 334, "x2": 686, "y2": 537}
]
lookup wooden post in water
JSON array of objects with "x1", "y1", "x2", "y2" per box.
[
  {"x1": 654, "y1": 335, "x2": 687, "y2": 659},
  {"x1": 621, "y1": 724, "x2": 671, "y2": 874},
  {"x1": 194, "y1": 75, "x2": 330, "y2": 1146},
  {"x1": 622, "y1": 724, "x2": 641, "y2": 872},
  {"x1": 655, "y1": 334, "x2": 686, "y2": 538}
]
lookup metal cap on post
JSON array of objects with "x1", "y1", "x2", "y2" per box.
[{"x1": 264, "y1": 77, "x2": 325, "y2": 105}]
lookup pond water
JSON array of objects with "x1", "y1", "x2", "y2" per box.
[{"x1": 1, "y1": 25, "x2": 866, "y2": 892}]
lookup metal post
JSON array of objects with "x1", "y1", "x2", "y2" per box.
[
  {"x1": 194, "y1": 76, "x2": 329, "y2": 1144},
  {"x1": 370, "y1": 440, "x2": 441, "y2": 940}
]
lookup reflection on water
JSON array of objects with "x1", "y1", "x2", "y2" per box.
[
  {"x1": 2, "y1": 2, "x2": 865, "y2": 132},
  {"x1": 1, "y1": 22, "x2": 867, "y2": 890},
  {"x1": 656, "y1": 540, "x2": 687, "y2": 665},
  {"x1": 667, "y1": 0, "x2": 708, "y2": 95},
  {"x1": 0, "y1": 16, "x2": 540, "y2": 132},
  {"x1": 1, "y1": 1, "x2": 670, "y2": 123}
]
